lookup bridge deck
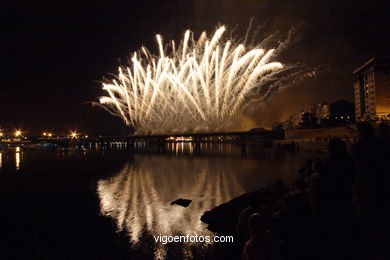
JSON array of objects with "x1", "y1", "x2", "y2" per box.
[{"x1": 98, "y1": 130, "x2": 284, "y2": 141}]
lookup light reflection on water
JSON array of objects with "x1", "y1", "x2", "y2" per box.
[
  {"x1": 96, "y1": 145, "x2": 321, "y2": 259},
  {"x1": 15, "y1": 147, "x2": 21, "y2": 171},
  {"x1": 97, "y1": 155, "x2": 246, "y2": 259},
  {"x1": 0, "y1": 143, "x2": 324, "y2": 258}
]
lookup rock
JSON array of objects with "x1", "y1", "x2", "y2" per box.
[
  {"x1": 200, "y1": 180, "x2": 290, "y2": 233},
  {"x1": 170, "y1": 198, "x2": 192, "y2": 207}
]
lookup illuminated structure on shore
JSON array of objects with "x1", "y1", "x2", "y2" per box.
[{"x1": 354, "y1": 57, "x2": 390, "y2": 121}]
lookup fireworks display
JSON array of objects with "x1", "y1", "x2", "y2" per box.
[{"x1": 98, "y1": 26, "x2": 283, "y2": 134}]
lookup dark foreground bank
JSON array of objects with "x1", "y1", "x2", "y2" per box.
[{"x1": 201, "y1": 123, "x2": 390, "y2": 260}]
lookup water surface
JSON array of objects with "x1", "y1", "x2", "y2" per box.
[{"x1": 0, "y1": 144, "x2": 324, "y2": 259}]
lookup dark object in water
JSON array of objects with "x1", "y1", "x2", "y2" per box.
[
  {"x1": 201, "y1": 180, "x2": 289, "y2": 233},
  {"x1": 170, "y1": 198, "x2": 192, "y2": 207}
]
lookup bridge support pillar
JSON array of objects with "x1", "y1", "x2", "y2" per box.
[
  {"x1": 157, "y1": 138, "x2": 165, "y2": 152},
  {"x1": 126, "y1": 139, "x2": 134, "y2": 151},
  {"x1": 240, "y1": 135, "x2": 247, "y2": 157},
  {"x1": 194, "y1": 137, "x2": 201, "y2": 154}
]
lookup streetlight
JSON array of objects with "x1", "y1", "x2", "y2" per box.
[
  {"x1": 70, "y1": 131, "x2": 78, "y2": 138},
  {"x1": 48, "y1": 133, "x2": 52, "y2": 138},
  {"x1": 15, "y1": 130, "x2": 22, "y2": 137}
]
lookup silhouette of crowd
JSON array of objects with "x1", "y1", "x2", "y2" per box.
[{"x1": 233, "y1": 122, "x2": 390, "y2": 260}]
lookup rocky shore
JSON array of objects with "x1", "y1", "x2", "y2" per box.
[{"x1": 201, "y1": 180, "x2": 289, "y2": 234}]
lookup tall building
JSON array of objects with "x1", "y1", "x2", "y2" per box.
[
  {"x1": 353, "y1": 57, "x2": 390, "y2": 121},
  {"x1": 283, "y1": 112, "x2": 304, "y2": 130},
  {"x1": 330, "y1": 100, "x2": 355, "y2": 122},
  {"x1": 310, "y1": 103, "x2": 330, "y2": 120}
]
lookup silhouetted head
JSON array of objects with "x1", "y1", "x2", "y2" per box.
[
  {"x1": 357, "y1": 122, "x2": 375, "y2": 137},
  {"x1": 306, "y1": 159, "x2": 313, "y2": 167},
  {"x1": 328, "y1": 138, "x2": 347, "y2": 157},
  {"x1": 247, "y1": 193, "x2": 260, "y2": 208},
  {"x1": 295, "y1": 178, "x2": 306, "y2": 191},
  {"x1": 377, "y1": 123, "x2": 389, "y2": 137},
  {"x1": 248, "y1": 213, "x2": 266, "y2": 235},
  {"x1": 311, "y1": 159, "x2": 322, "y2": 172},
  {"x1": 299, "y1": 159, "x2": 313, "y2": 176}
]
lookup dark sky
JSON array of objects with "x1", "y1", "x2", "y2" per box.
[{"x1": 1, "y1": 0, "x2": 390, "y2": 134}]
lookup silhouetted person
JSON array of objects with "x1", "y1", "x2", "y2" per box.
[
  {"x1": 298, "y1": 159, "x2": 313, "y2": 179},
  {"x1": 308, "y1": 159, "x2": 321, "y2": 222},
  {"x1": 242, "y1": 213, "x2": 282, "y2": 260},
  {"x1": 377, "y1": 123, "x2": 390, "y2": 221},
  {"x1": 281, "y1": 179, "x2": 311, "y2": 260},
  {"x1": 377, "y1": 122, "x2": 390, "y2": 145},
  {"x1": 352, "y1": 122, "x2": 382, "y2": 226},
  {"x1": 287, "y1": 178, "x2": 310, "y2": 216},
  {"x1": 319, "y1": 138, "x2": 355, "y2": 260},
  {"x1": 235, "y1": 193, "x2": 264, "y2": 242},
  {"x1": 321, "y1": 138, "x2": 354, "y2": 225}
]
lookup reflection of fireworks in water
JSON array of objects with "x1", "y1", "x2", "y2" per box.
[
  {"x1": 97, "y1": 157, "x2": 245, "y2": 259},
  {"x1": 98, "y1": 26, "x2": 283, "y2": 134}
]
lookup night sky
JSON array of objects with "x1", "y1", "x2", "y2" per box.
[{"x1": 1, "y1": 0, "x2": 390, "y2": 135}]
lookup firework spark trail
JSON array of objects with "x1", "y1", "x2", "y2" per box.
[
  {"x1": 97, "y1": 157, "x2": 245, "y2": 259},
  {"x1": 98, "y1": 26, "x2": 284, "y2": 134}
]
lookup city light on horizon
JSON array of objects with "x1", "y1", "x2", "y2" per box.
[
  {"x1": 14, "y1": 130, "x2": 22, "y2": 137},
  {"x1": 70, "y1": 131, "x2": 78, "y2": 138},
  {"x1": 0, "y1": 128, "x2": 93, "y2": 138}
]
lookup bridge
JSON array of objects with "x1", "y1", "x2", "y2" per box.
[
  {"x1": 1, "y1": 130, "x2": 284, "y2": 155},
  {"x1": 98, "y1": 129, "x2": 283, "y2": 139},
  {"x1": 96, "y1": 130, "x2": 285, "y2": 155}
]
